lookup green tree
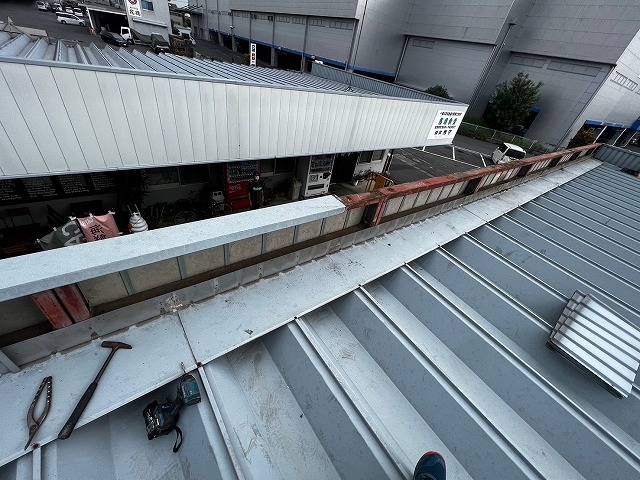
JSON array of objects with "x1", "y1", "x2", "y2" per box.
[
  {"x1": 425, "y1": 85, "x2": 452, "y2": 100},
  {"x1": 567, "y1": 128, "x2": 597, "y2": 148},
  {"x1": 485, "y1": 72, "x2": 543, "y2": 131}
]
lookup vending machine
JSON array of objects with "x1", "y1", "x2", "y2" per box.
[
  {"x1": 296, "y1": 155, "x2": 334, "y2": 198},
  {"x1": 223, "y1": 160, "x2": 260, "y2": 210}
]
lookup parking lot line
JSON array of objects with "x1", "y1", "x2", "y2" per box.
[{"x1": 410, "y1": 147, "x2": 480, "y2": 168}]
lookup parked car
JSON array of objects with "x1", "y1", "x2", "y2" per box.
[
  {"x1": 56, "y1": 12, "x2": 86, "y2": 26},
  {"x1": 36, "y1": 1, "x2": 50, "y2": 11},
  {"x1": 73, "y1": 8, "x2": 85, "y2": 17},
  {"x1": 491, "y1": 143, "x2": 527, "y2": 164},
  {"x1": 50, "y1": 3, "x2": 62, "y2": 12},
  {"x1": 100, "y1": 31, "x2": 128, "y2": 47}
]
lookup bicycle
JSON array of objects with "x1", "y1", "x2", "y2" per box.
[{"x1": 210, "y1": 198, "x2": 233, "y2": 217}]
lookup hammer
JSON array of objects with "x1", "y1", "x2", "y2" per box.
[{"x1": 58, "y1": 341, "x2": 132, "y2": 440}]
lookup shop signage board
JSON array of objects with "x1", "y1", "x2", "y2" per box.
[
  {"x1": 250, "y1": 43, "x2": 257, "y2": 66},
  {"x1": 427, "y1": 110, "x2": 463, "y2": 140},
  {"x1": 0, "y1": 173, "x2": 118, "y2": 206}
]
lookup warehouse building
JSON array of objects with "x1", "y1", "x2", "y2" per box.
[
  {"x1": 0, "y1": 30, "x2": 465, "y2": 255},
  {"x1": 83, "y1": 0, "x2": 171, "y2": 40},
  {"x1": 189, "y1": 0, "x2": 640, "y2": 147}
]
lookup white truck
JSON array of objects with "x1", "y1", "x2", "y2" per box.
[
  {"x1": 120, "y1": 26, "x2": 132, "y2": 45},
  {"x1": 176, "y1": 28, "x2": 196, "y2": 45}
]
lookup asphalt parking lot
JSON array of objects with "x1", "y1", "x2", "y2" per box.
[{"x1": 388, "y1": 136, "x2": 500, "y2": 185}]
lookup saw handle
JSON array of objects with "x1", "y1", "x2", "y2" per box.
[{"x1": 57, "y1": 382, "x2": 97, "y2": 440}]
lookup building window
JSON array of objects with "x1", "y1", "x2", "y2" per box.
[
  {"x1": 255, "y1": 13, "x2": 269, "y2": 20},
  {"x1": 412, "y1": 38, "x2": 434, "y2": 49},
  {"x1": 260, "y1": 158, "x2": 275, "y2": 174},
  {"x1": 308, "y1": 18, "x2": 325, "y2": 27},
  {"x1": 611, "y1": 71, "x2": 638, "y2": 91},
  {"x1": 146, "y1": 167, "x2": 179, "y2": 187},
  {"x1": 547, "y1": 60, "x2": 600, "y2": 77},
  {"x1": 358, "y1": 150, "x2": 385, "y2": 164},
  {"x1": 328, "y1": 20, "x2": 352, "y2": 30},
  {"x1": 276, "y1": 15, "x2": 289, "y2": 23},
  {"x1": 372, "y1": 150, "x2": 385, "y2": 161},
  {"x1": 511, "y1": 54, "x2": 545, "y2": 69},
  {"x1": 291, "y1": 16, "x2": 305, "y2": 25},
  {"x1": 275, "y1": 157, "x2": 297, "y2": 174},
  {"x1": 178, "y1": 165, "x2": 210, "y2": 184},
  {"x1": 146, "y1": 166, "x2": 211, "y2": 187},
  {"x1": 141, "y1": 0, "x2": 153, "y2": 11}
]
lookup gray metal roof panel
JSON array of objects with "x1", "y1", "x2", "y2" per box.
[
  {"x1": 0, "y1": 31, "x2": 440, "y2": 101},
  {"x1": 0, "y1": 33, "x2": 30, "y2": 57},
  {"x1": 101, "y1": 44, "x2": 135, "y2": 69},
  {"x1": 130, "y1": 49, "x2": 172, "y2": 72}
]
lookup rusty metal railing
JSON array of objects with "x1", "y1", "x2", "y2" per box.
[{"x1": 341, "y1": 143, "x2": 601, "y2": 226}]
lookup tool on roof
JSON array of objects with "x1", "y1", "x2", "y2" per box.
[
  {"x1": 143, "y1": 373, "x2": 202, "y2": 452},
  {"x1": 58, "y1": 341, "x2": 132, "y2": 440},
  {"x1": 25, "y1": 376, "x2": 52, "y2": 450}
]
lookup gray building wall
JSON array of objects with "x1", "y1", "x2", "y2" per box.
[
  {"x1": 348, "y1": 0, "x2": 411, "y2": 76},
  {"x1": 513, "y1": 0, "x2": 640, "y2": 64},
  {"x1": 568, "y1": 31, "x2": 640, "y2": 144},
  {"x1": 190, "y1": 0, "x2": 640, "y2": 147},
  {"x1": 232, "y1": 0, "x2": 359, "y2": 18},
  {"x1": 493, "y1": 53, "x2": 611, "y2": 146},
  {"x1": 396, "y1": 38, "x2": 493, "y2": 101},
  {"x1": 404, "y1": 0, "x2": 513, "y2": 44},
  {"x1": 131, "y1": 0, "x2": 171, "y2": 39}
]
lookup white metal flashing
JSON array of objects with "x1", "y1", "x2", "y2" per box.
[
  {"x1": 178, "y1": 160, "x2": 601, "y2": 365},
  {"x1": 0, "y1": 196, "x2": 345, "y2": 301}
]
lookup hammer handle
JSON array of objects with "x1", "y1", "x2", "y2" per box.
[{"x1": 57, "y1": 382, "x2": 97, "y2": 440}]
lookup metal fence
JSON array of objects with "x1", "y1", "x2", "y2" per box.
[{"x1": 458, "y1": 122, "x2": 556, "y2": 155}]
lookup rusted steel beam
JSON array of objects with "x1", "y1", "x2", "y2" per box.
[
  {"x1": 54, "y1": 284, "x2": 90, "y2": 323},
  {"x1": 31, "y1": 291, "x2": 73, "y2": 329}
]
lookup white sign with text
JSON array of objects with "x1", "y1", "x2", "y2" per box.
[
  {"x1": 250, "y1": 43, "x2": 257, "y2": 66},
  {"x1": 126, "y1": 0, "x2": 142, "y2": 18},
  {"x1": 427, "y1": 110, "x2": 463, "y2": 140}
]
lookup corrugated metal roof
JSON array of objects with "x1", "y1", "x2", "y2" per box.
[
  {"x1": 190, "y1": 162, "x2": 639, "y2": 479},
  {"x1": 0, "y1": 32, "x2": 467, "y2": 179},
  {"x1": 3, "y1": 161, "x2": 638, "y2": 477},
  {"x1": 0, "y1": 32, "x2": 410, "y2": 98}
]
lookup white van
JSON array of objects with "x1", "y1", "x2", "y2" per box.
[
  {"x1": 491, "y1": 143, "x2": 526, "y2": 164},
  {"x1": 56, "y1": 12, "x2": 86, "y2": 26}
]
